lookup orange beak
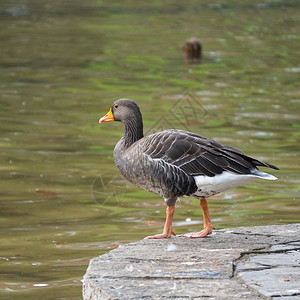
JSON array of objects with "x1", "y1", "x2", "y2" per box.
[{"x1": 99, "y1": 108, "x2": 114, "y2": 123}]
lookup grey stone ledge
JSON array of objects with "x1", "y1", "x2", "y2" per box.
[{"x1": 83, "y1": 223, "x2": 300, "y2": 300}]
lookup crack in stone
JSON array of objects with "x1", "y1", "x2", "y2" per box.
[
  {"x1": 233, "y1": 243, "x2": 300, "y2": 299},
  {"x1": 230, "y1": 231, "x2": 279, "y2": 237},
  {"x1": 96, "y1": 275, "x2": 228, "y2": 281}
]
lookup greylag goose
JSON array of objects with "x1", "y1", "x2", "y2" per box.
[{"x1": 99, "y1": 98, "x2": 278, "y2": 239}]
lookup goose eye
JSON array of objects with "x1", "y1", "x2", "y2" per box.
[{"x1": 114, "y1": 104, "x2": 118, "y2": 109}]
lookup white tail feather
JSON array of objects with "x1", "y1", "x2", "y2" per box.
[
  {"x1": 251, "y1": 169, "x2": 277, "y2": 180},
  {"x1": 193, "y1": 170, "x2": 278, "y2": 198}
]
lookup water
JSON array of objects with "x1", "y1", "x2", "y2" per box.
[{"x1": 0, "y1": 0, "x2": 299, "y2": 298}]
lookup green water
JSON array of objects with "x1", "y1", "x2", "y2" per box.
[{"x1": 0, "y1": 0, "x2": 299, "y2": 298}]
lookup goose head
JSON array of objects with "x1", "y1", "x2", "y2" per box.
[{"x1": 99, "y1": 98, "x2": 142, "y2": 124}]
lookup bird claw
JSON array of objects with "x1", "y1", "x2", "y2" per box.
[
  {"x1": 144, "y1": 230, "x2": 176, "y2": 240},
  {"x1": 181, "y1": 226, "x2": 213, "y2": 238}
]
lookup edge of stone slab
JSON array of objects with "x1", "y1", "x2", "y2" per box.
[{"x1": 83, "y1": 223, "x2": 300, "y2": 300}]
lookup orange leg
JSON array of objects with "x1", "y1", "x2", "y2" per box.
[
  {"x1": 144, "y1": 206, "x2": 176, "y2": 239},
  {"x1": 181, "y1": 198, "x2": 214, "y2": 238}
]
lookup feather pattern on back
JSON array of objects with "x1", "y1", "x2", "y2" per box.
[{"x1": 140, "y1": 129, "x2": 278, "y2": 177}]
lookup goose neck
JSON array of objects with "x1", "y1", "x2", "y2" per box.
[{"x1": 122, "y1": 118, "x2": 143, "y2": 148}]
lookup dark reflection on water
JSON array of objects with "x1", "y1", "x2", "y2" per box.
[{"x1": 0, "y1": 0, "x2": 299, "y2": 298}]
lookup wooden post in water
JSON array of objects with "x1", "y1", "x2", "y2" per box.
[{"x1": 184, "y1": 37, "x2": 202, "y2": 63}]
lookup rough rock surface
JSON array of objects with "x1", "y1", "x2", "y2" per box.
[{"x1": 82, "y1": 224, "x2": 300, "y2": 299}]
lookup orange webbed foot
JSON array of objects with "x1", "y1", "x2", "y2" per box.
[
  {"x1": 144, "y1": 206, "x2": 175, "y2": 239},
  {"x1": 181, "y1": 224, "x2": 214, "y2": 238},
  {"x1": 144, "y1": 230, "x2": 176, "y2": 239},
  {"x1": 181, "y1": 198, "x2": 215, "y2": 238}
]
